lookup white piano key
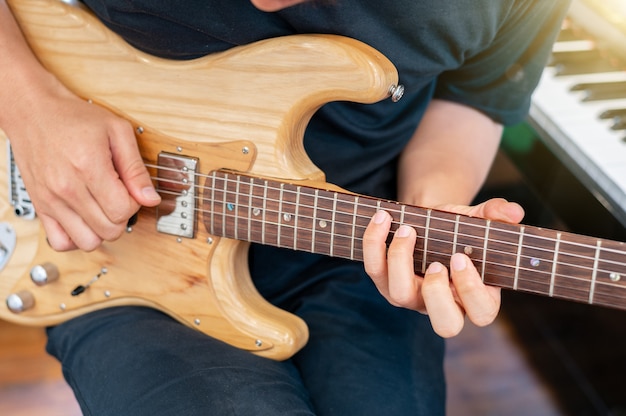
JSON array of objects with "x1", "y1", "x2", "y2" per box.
[{"x1": 529, "y1": 65, "x2": 626, "y2": 220}]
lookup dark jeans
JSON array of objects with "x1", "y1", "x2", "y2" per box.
[{"x1": 46, "y1": 246, "x2": 445, "y2": 415}]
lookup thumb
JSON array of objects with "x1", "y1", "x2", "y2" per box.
[
  {"x1": 109, "y1": 122, "x2": 161, "y2": 207},
  {"x1": 437, "y1": 198, "x2": 525, "y2": 225}
]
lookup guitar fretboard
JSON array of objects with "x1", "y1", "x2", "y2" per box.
[{"x1": 201, "y1": 170, "x2": 626, "y2": 310}]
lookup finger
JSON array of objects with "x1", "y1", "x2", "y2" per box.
[
  {"x1": 40, "y1": 214, "x2": 76, "y2": 252},
  {"x1": 362, "y1": 210, "x2": 392, "y2": 297},
  {"x1": 449, "y1": 253, "x2": 501, "y2": 327},
  {"x1": 80, "y1": 122, "x2": 144, "y2": 226},
  {"x1": 439, "y1": 198, "x2": 525, "y2": 224},
  {"x1": 109, "y1": 121, "x2": 161, "y2": 208},
  {"x1": 478, "y1": 198, "x2": 525, "y2": 224},
  {"x1": 39, "y1": 211, "x2": 102, "y2": 252},
  {"x1": 386, "y1": 224, "x2": 422, "y2": 309},
  {"x1": 53, "y1": 175, "x2": 128, "y2": 242},
  {"x1": 421, "y1": 262, "x2": 465, "y2": 337}
]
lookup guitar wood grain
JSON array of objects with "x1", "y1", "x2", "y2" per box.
[{"x1": 0, "y1": 0, "x2": 399, "y2": 360}]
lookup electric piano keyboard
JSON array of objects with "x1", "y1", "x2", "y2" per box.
[{"x1": 529, "y1": 0, "x2": 626, "y2": 227}]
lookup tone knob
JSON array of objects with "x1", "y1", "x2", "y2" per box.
[
  {"x1": 6, "y1": 290, "x2": 35, "y2": 313},
  {"x1": 30, "y1": 262, "x2": 60, "y2": 286}
]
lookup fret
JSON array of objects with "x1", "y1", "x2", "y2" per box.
[
  {"x1": 402, "y1": 204, "x2": 428, "y2": 272},
  {"x1": 243, "y1": 176, "x2": 261, "y2": 244},
  {"x1": 589, "y1": 240, "x2": 601, "y2": 304},
  {"x1": 329, "y1": 193, "x2": 338, "y2": 257},
  {"x1": 549, "y1": 233, "x2": 562, "y2": 297},
  {"x1": 247, "y1": 176, "x2": 254, "y2": 244},
  {"x1": 514, "y1": 226, "x2": 525, "y2": 291},
  {"x1": 266, "y1": 180, "x2": 284, "y2": 247},
  {"x1": 351, "y1": 197, "x2": 379, "y2": 261},
  {"x1": 293, "y1": 186, "x2": 301, "y2": 251},
  {"x1": 277, "y1": 183, "x2": 298, "y2": 250},
  {"x1": 312, "y1": 190, "x2": 336, "y2": 257},
  {"x1": 232, "y1": 174, "x2": 252, "y2": 242},
  {"x1": 294, "y1": 186, "x2": 316, "y2": 253},
  {"x1": 351, "y1": 196, "x2": 359, "y2": 260},
  {"x1": 329, "y1": 193, "x2": 360, "y2": 259},
  {"x1": 221, "y1": 174, "x2": 228, "y2": 238},
  {"x1": 249, "y1": 176, "x2": 266, "y2": 245},
  {"x1": 482, "y1": 221, "x2": 520, "y2": 290},
  {"x1": 593, "y1": 239, "x2": 626, "y2": 308},
  {"x1": 549, "y1": 232, "x2": 596, "y2": 303},
  {"x1": 277, "y1": 184, "x2": 284, "y2": 248},
  {"x1": 310, "y1": 189, "x2": 319, "y2": 253},
  {"x1": 452, "y1": 215, "x2": 490, "y2": 279},
  {"x1": 261, "y1": 180, "x2": 269, "y2": 246},
  {"x1": 422, "y1": 209, "x2": 432, "y2": 274},
  {"x1": 452, "y1": 215, "x2": 460, "y2": 255},
  {"x1": 515, "y1": 227, "x2": 559, "y2": 296},
  {"x1": 482, "y1": 220, "x2": 490, "y2": 281},
  {"x1": 424, "y1": 210, "x2": 458, "y2": 267},
  {"x1": 234, "y1": 175, "x2": 241, "y2": 241},
  {"x1": 209, "y1": 172, "x2": 217, "y2": 235}
]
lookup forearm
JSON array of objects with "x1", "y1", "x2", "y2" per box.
[
  {"x1": 397, "y1": 99, "x2": 503, "y2": 208},
  {"x1": 0, "y1": 1, "x2": 68, "y2": 130}
]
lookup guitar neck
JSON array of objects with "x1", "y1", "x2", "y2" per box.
[{"x1": 201, "y1": 170, "x2": 626, "y2": 310}]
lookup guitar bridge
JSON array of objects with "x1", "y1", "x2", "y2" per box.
[
  {"x1": 156, "y1": 153, "x2": 198, "y2": 238},
  {"x1": 6, "y1": 141, "x2": 35, "y2": 219}
]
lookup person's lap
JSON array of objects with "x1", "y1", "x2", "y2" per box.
[{"x1": 46, "y1": 246, "x2": 445, "y2": 415}]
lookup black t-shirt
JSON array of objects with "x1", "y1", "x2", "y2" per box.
[{"x1": 82, "y1": 0, "x2": 570, "y2": 199}]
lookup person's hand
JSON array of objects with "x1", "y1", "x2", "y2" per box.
[
  {"x1": 362, "y1": 198, "x2": 525, "y2": 337},
  {"x1": 6, "y1": 86, "x2": 161, "y2": 252}
]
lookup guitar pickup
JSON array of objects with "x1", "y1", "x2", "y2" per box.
[{"x1": 156, "y1": 153, "x2": 198, "y2": 238}]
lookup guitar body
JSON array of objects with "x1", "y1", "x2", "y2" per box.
[{"x1": 0, "y1": 0, "x2": 399, "y2": 359}]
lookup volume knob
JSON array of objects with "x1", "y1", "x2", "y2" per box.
[
  {"x1": 30, "y1": 262, "x2": 60, "y2": 286},
  {"x1": 6, "y1": 290, "x2": 35, "y2": 313}
]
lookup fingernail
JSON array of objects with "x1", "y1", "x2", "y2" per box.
[
  {"x1": 451, "y1": 253, "x2": 466, "y2": 271},
  {"x1": 426, "y1": 262, "x2": 443, "y2": 274},
  {"x1": 372, "y1": 210, "x2": 388, "y2": 224},
  {"x1": 142, "y1": 186, "x2": 161, "y2": 201},
  {"x1": 396, "y1": 225, "x2": 412, "y2": 237}
]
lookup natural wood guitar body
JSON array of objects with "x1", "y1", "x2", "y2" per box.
[{"x1": 0, "y1": 0, "x2": 399, "y2": 360}]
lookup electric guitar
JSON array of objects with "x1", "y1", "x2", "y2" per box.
[{"x1": 1, "y1": 0, "x2": 626, "y2": 361}]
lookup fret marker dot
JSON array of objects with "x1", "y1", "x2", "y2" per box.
[
  {"x1": 530, "y1": 258, "x2": 540, "y2": 267},
  {"x1": 610, "y1": 273, "x2": 621, "y2": 282},
  {"x1": 319, "y1": 220, "x2": 327, "y2": 229},
  {"x1": 463, "y1": 246, "x2": 473, "y2": 256},
  {"x1": 227, "y1": 203, "x2": 235, "y2": 211},
  {"x1": 283, "y1": 213, "x2": 292, "y2": 222},
  {"x1": 253, "y1": 208, "x2": 261, "y2": 216}
]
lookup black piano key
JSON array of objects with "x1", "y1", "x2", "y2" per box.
[
  {"x1": 549, "y1": 49, "x2": 602, "y2": 65},
  {"x1": 570, "y1": 81, "x2": 626, "y2": 101},
  {"x1": 549, "y1": 50, "x2": 620, "y2": 76},
  {"x1": 556, "y1": 26, "x2": 580, "y2": 42},
  {"x1": 599, "y1": 109, "x2": 626, "y2": 119},
  {"x1": 611, "y1": 117, "x2": 626, "y2": 131}
]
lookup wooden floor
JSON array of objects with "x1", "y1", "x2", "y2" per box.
[
  {"x1": 0, "y1": 314, "x2": 564, "y2": 416},
  {"x1": 0, "y1": 320, "x2": 81, "y2": 416}
]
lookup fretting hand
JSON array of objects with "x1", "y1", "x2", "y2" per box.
[{"x1": 362, "y1": 198, "x2": 525, "y2": 337}]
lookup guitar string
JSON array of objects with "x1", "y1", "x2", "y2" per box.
[
  {"x1": 206, "y1": 217, "x2": 626, "y2": 302},
  {"x1": 145, "y1": 186, "x2": 626, "y2": 301},
  {"x1": 147, "y1": 168, "x2": 626, "y2": 278},
  {"x1": 151, "y1": 169, "x2": 626, "y2": 261},
  {"x1": 150, "y1": 175, "x2": 626, "y2": 287}
]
